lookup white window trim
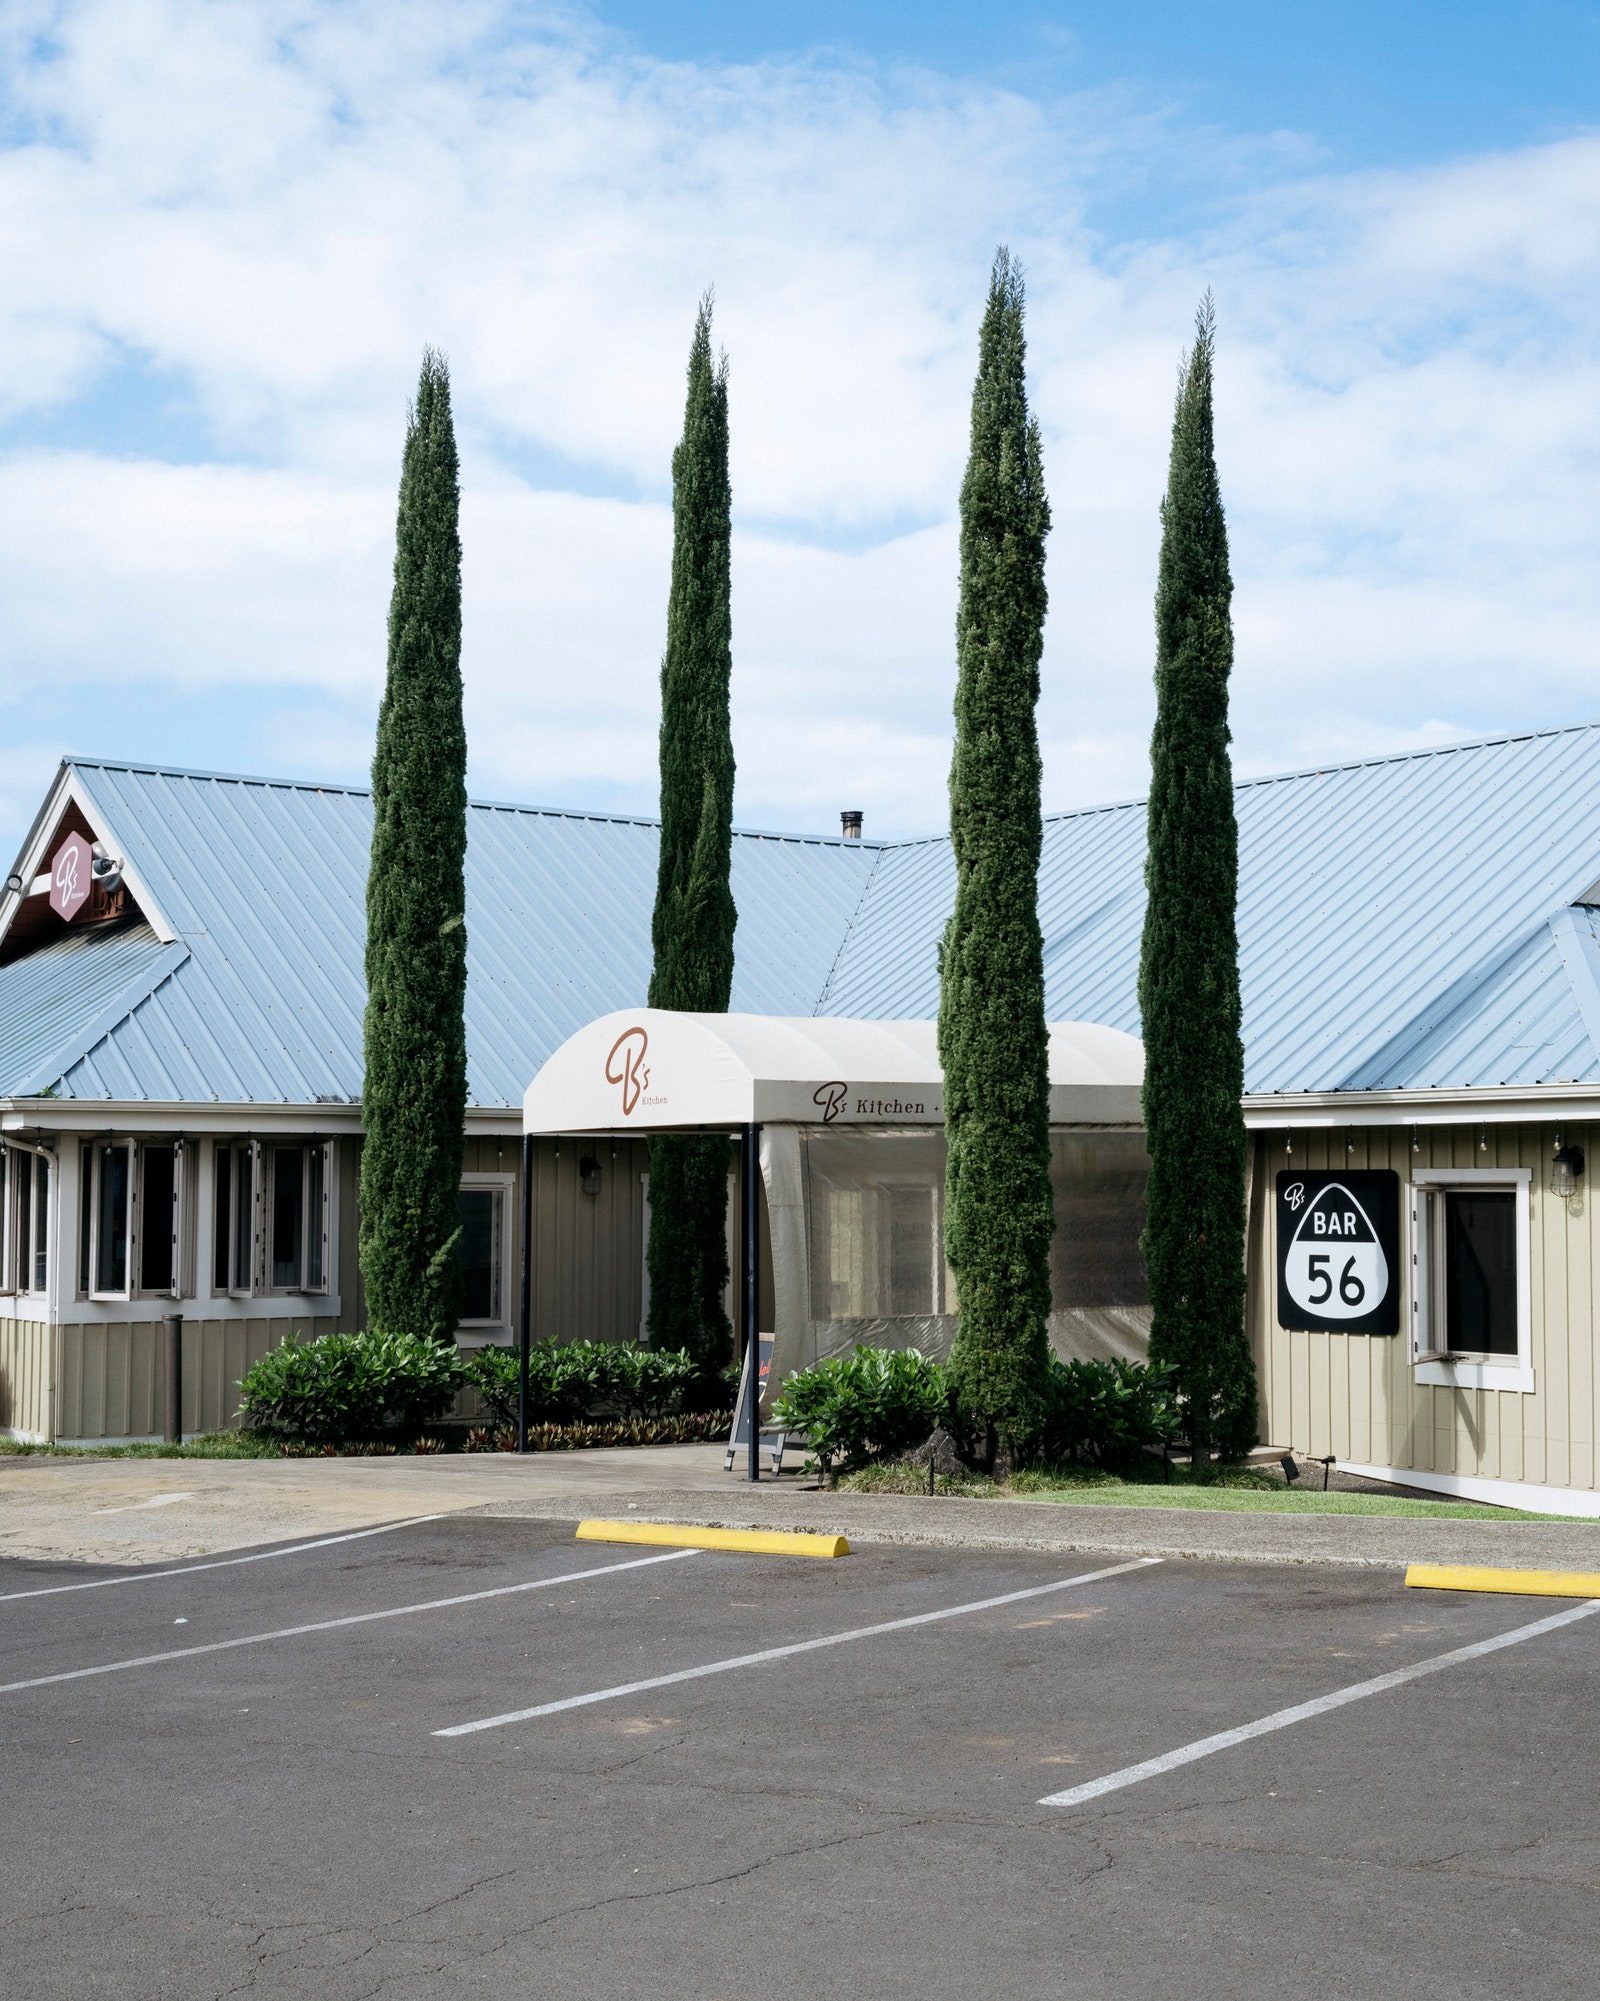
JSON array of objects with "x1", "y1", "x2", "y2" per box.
[
  {"x1": 263, "y1": 1140, "x2": 332, "y2": 1298},
  {"x1": 85, "y1": 1138, "x2": 138, "y2": 1303},
  {"x1": 1409, "y1": 1167, "x2": 1534, "y2": 1393},
  {"x1": 1, "y1": 1146, "x2": 52, "y2": 1303},
  {"x1": 457, "y1": 1172, "x2": 514, "y2": 1342}
]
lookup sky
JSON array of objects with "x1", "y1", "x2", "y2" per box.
[{"x1": 2, "y1": 1, "x2": 1599, "y2": 863}]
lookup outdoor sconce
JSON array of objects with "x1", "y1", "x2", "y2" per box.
[
  {"x1": 578, "y1": 1153, "x2": 602, "y2": 1197},
  {"x1": 1552, "y1": 1144, "x2": 1585, "y2": 1198}
]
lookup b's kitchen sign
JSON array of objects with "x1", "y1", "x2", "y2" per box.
[{"x1": 1275, "y1": 1170, "x2": 1400, "y2": 1335}]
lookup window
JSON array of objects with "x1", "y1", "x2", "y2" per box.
[
  {"x1": 3, "y1": 1149, "x2": 50, "y2": 1297},
  {"x1": 1410, "y1": 1169, "x2": 1532, "y2": 1390},
  {"x1": 214, "y1": 1140, "x2": 329, "y2": 1296},
  {"x1": 79, "y1": 1140, "x2": 135, "y2": 1299},
  {"x1": 804, "y1": 1132, "x2": 953, "y2": 1321},
  {"x1": 457, "y1": 1183, "x2": 506, "y2": 1326}
]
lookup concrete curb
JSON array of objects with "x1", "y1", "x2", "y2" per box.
[{"x1": 470, "y1": 1486, "x2": 1600, "y2": 1572}]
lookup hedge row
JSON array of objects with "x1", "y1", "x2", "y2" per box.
[{"x1": 237, "y1": 1331, "x2": 728, "y2": 1445}]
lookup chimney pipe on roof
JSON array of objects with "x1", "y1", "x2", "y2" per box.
[{"x1": 840, "y1": 811, "x2": 863, "y2": 841}]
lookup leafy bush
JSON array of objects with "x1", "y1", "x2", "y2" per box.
[
  {"x1": 768, "y1": 1347, "x2": 949, "y2": 1472},
  {"x1": 463, "y1": 1412, "x2": 731, "y2": 1452},
  {"x1": 461, "y1": 1342, "x2": 713, "y2": 1429},
  {"x1": 1038, "y1": 1357, "x2": 1180, "y2": 1470},
  {"x1": 237, "y1": 1331, "x2": 462, "y2": 1443}
]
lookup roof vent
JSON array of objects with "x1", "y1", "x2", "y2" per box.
[{"x1": 840, "y1": 811, "x2": 863, "y2": 841}]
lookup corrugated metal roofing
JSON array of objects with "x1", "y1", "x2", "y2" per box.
[
  {"x1": 5, "y1": 723, "x2": 1600, "y2": 1108},
  {"x1": 821, "y1": 724, "x2": 1600, "y2": 1094},
  {"x1": 0, "y1": 922, "x2": 189, "y2": 1100},
  {"x1": 0, "y1": 761, "x2": 879, "y2": 1107}
]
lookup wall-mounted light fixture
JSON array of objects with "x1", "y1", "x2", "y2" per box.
[
  {"x1": 578, "y1": 1153, "x2": 602, "y2": 1197},
  {"x1": 1552, "y1": 1141, "x2": 1585, "y2": 1198}
]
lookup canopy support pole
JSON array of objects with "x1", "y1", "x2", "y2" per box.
[
  {"x1": 517, "y1": 1133, "x2": 533, "y2": 1453},
  {"x1": 742, "y1": 1121, "x2": 762, "y2": 1483}
]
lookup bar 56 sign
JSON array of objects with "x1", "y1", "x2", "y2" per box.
[{"x1": 1276, "y1": 1170, "x2": 1401, "y2": 1335}]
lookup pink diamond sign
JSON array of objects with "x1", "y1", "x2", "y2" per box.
[{"x1": 49, "y1": 831, "x2": 93, "y2": 922}]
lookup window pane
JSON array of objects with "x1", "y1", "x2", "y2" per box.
[
  {"x1": 213, "y1": 1145, "x2": 231, "y2": 1292},
  {"x1": 16, "y1": 1153, "x2": 31, "y2": 1295},
  {"x1": 32, "y1": 1157, "x2": 49, "y2": 1294},
  {"x1": 272, "y1": 1147, "x2": 303, "y2": 1289},
  {"x1": 887, "y1": 1186, "x2": 936, "y2": 1314},
  {"x1": 305, "y1": 1146, "x2": 325, "y2": 1291},
  {"x1": 96, "y1": 1144, "x2": 129, "y2": 1293},
  {"x1": 233, "y1": 1146, "x2": 253, "y2": 1293},
  {"x1": 1445, "y1": 1191, "x2": 1518, "y2": 1354},
  {"x1": 457, "y1": 1189, "x2": 496, "y2": 1320},
  {"x1": 140, "y1": 1146, "x2": 175, "y2": 1292}
]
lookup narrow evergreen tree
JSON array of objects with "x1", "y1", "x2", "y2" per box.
[
  {"x1": 1138, "y1": 296, "x2": 1257, "y2": 1465},
  {"x1": 360, "y1": 348, "x2": 469, "y2": 1342},
  {"x1": 939, "y1": 249, "x2": 1054, "y2": 1464},
  {"x1": 646, "y1": 296, "x2": 736, "y2": 1370}
]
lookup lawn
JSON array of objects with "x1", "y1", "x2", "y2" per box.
[{"x1": 836, "y1": 1458, "x2": 1586, "y2": 1522}]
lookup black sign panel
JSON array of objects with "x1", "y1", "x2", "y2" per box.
[{"x1": 1276, "y1": 1170, "x2": 1401, "y2": 1335}]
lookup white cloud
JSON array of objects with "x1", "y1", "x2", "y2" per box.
[{"x1": 2, "y1": 1, "x2": 1599, "y2": 865}]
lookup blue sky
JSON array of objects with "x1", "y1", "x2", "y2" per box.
[
  {"x1": 597, "y1": 1, "x2": 1600, "y2": 171},
  {"x1": 2, "y1": 0, "x2": 1599, "y2": 862}
]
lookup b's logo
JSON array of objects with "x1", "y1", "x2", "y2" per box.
[
  {"x1": 606, "y1": 1027, "x2": 650, "y2": 1116},
  {"x1": 813, "y1": 1081, "x2": 848, "y2": 1123},
  {"x1": 48, "y1": 831, "x2": 92, "y2": 922}
]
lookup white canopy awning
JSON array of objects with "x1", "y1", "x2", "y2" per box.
[{"x1": 522, "y1": 1009, "x2": 1143, "y2": 1134}]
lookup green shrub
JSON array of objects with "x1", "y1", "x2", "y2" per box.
[
  {"x1": 237, "y1": 1331, "x2": 462, "y2": 1443},
  {"x1": 1039, "y1": 1357, "x2": 1180, "y2": 1470},
  {"x1": 768, "y1": 1347, "x2": 949, "y2": 1472},
  {"x1": 461, "y1": 1342, "x2": 713, "y2": 1429}
]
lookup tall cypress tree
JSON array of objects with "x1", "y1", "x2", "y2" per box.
[
  {"x1": 646, "y1": 295, "x2": 737, "y2": 1370},
  {"x1": 360, "y1": 348, "x2": 469, "y2": 1343},
  {"x1": 1138, "y1": 296, "x2": 1256, "y2": 1466},
  {"x1": 939, "y1": 249, "x2": 1054, "y2": 1464}
]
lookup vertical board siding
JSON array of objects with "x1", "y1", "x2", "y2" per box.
[
  {"x1": 1255, "y1": 1121, "x2": 1597, "y2": 1497},
  {"x1": 528, "y1": 1135, "x2": 650, "y2": 1346},
  {"x1": 55, "y1": 1315, "x2": 339, "y2": 1439},
  {"x1": 0, "y1": 1318, "x2": 52, "y2": 1438}
]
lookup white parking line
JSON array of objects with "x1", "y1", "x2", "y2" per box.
[
  {"x1": 0, "y1": 1548, "x2": 700, "y2": 1696},
  {"x1": 1039, "y1": 1595, "x2": 1600, "y2": 1809},
  {"x1": 433, "y1": 1555, "x2": 1162, "y2": 1738},
  {"x1": 0, "y1": 1515, "x2": 453, "y2": 1604}
]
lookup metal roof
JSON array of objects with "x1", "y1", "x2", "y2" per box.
[
  {"x1": 4, "y1": 723, "x2": 1600, "y2": 1109},
  {"x1": 821, "y1": 723, "x2": 1600, "y2": 1094},
  {"x1": 0, "y1": 761, "x2": 879, "y2": 1107}
]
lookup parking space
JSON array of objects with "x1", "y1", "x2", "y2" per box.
[{"x1": 1, "y1": 1516, "x2": 1597, "y2": 1998}]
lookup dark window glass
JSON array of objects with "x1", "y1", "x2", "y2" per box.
[
  {"x1": 32, "y1": 1157, "x2": 48, "y2": 1293},
  {"x1": 1445, "y1": 1191, "x2": 1518, "y2": 1354},
  {"x1": 16, "y1": 1154, "x2": 32, "y2": 1294},
  {"x1": 457, "y1": 1189, "x2": 496, "y2": 1321},
  {"x1": 271, "y1": 1147, "x2": 303, "y2": 1289},
  {"x1": 233, "y1": 1146, "x2": 253, "y2": 1293},
  {"x1": 140, "y1": 1146, "x2": 175, "y2": 1292},
  {"x1": 80, "y1": 1145, "x2": 92, "y2": 1293},
  {"x1": 305, "y1": 1146, "x2": 325, "y2": 1291},
  {"x1": 213, "y1": 1145, "x2": 232, "y2": 1292},
  {"x1": 95, "y1": 1144, "x2": 129, "y2": 1294}
]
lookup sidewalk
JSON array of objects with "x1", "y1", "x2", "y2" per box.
[{"x1": 5, "y1": 1444, "x2": 1600, "y2": 1572}]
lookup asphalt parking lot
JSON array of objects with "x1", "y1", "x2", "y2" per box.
[{"x1": 1, "y1": 1515, "x2": 1596, "y2": 2000}]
